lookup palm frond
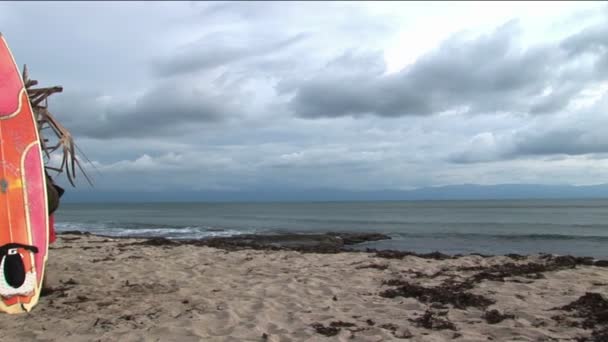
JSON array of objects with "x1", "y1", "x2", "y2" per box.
[{"x1": 23, "y1": 64, "x2": 94, "y2": 187}]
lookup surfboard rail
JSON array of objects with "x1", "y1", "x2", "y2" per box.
[{"x1": 0, "y1": 33, "x2": 49, "y2": 313}]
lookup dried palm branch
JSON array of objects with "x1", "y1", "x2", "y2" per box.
[{"x1": 22, "y1": 65, "x2": 94, "y2": 187}]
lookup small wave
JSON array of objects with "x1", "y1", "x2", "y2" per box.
[
  {"x1": 390, "y1": 232, "x2": 608, "y2": 242},
  {"x1": 110, "y1": 228, "x2": 248, "y2": 239},
  {"x1": 54, "y1": 221, "x2": 251, "y2": 239}
]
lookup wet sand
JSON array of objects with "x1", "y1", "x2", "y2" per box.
[{"x1": 0, "y1": 232, "x2": 607, "y2": 341}]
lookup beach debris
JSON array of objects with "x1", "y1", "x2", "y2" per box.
[
  {"x1": 378, "y1": 323, "x2": 414, "y2": 339},
  {"x1": 310, "y1": 321, "x2": 360, "y2": 337},
  {"x1": 310, "y1": 322, "x2": 340, "y2": 336},
  {"x1": 410, "y1": 310, "x2": 457, "y2": 331},
  {"x1": 482, "y1": 309, "x2": 515, "y2": 324},
  {"x1": 61, "y1": 278, "x2": 78, "y2": 285},
  {"x1": 355, "y1": 263, "x2": 389, "y2": 270},
  {"x1": 39, "y1": 286, "x2": 70, "y2": 298},
  {"x1": 380, "y1": 254, "x2": 606, "y2": 313},
  {"x1": 380, "y1": 280, "x2": 494, "y2": 309},
  {"x1": 556, "y1": 292, "x2": 608, "y2": 328},
  {"x1": 551, "y1": 293, "x2": 608, "y2": 342},
  {"x1": 329, "y1": 321, "x2": 357, "y2": 328}
]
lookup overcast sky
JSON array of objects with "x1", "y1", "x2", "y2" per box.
[{"x1": 2, "y1": 1, "x2": 608, "y2": 195}]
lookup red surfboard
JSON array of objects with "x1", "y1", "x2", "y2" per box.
[{"x1": 0, "y1": 33, "x2": 49, "y2": 314}]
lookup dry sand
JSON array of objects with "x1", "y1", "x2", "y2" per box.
[{"x1": 0, "y1": 233, "x2": 607, "y2": 341}]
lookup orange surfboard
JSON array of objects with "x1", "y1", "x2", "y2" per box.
[{"x1": 0, "y1": 33, "x2": 49, "y2": 313}]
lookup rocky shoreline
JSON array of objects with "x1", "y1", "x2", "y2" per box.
[{"x1": 60, "y1": 231, "x2": 391, "y2": 253}]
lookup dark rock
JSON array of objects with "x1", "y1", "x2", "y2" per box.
[
  {"x1": 60, "y1": 236, "x2": 81, "y2": 242},
  {"x1": 372, "y1": 249, "x2": 451, "y2": 260},
  {"x1": 322, "y1": 232, "x2": 389, "y2": 245},
  {"x1": 58, "y1": 230, "x2": 89, "y2": 236},
  {"x1": 120, "y1": 232, "x2": 390, "y2": 253},
  {"x1": 594, "y1": 260, "x2": 608, "y2": 267},
  {"x1": 504, "y1": 253, "x2": 527, "y2": 260},
  {"x1": 550, "y1": 255, "x2": 593, "y2": 267},
  {"x1": 467, "y1": 253, "x2": 493, "y2": 258},
  {"x1": 130, "y1": 237, "x2": 178, "y2": 246}
]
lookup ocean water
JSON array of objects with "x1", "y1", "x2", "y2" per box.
[{"x1": 54, "y1": 199, "x2": 608, "y2": 258}]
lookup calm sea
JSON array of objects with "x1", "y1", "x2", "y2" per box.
[{"x1": 55, "y1": 199, "x2": 608, "y2": 258}]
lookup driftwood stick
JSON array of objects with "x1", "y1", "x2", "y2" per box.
[
  {"x1": 31, "y1": 92, "x2": 61, "y2": 106},
  {"x1": 25, "y1": 80, "x2": 38, "y2": 88},
  {"x1": 21, "y1": 64, "x2": 29, "y2": 83},
  {"x1": 28, "y1": 87, "x2": 63, "y2": 106},
  {"x1": 21, "y1": 65, "x2": 39, "y2": 89},
  {"x1": 44, "y1": 166, "x2": 63, "y2": 173},
  {"x1": 27, "y1": 86, "x2": 63, "y2": 94},
  {"x1": 28, "y1": 89, "x2": 63, "y2": 104},
  {"x1": 31, "y1": 97, "x2": 48, "y2": 107}
]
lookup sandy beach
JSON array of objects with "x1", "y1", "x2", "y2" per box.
[{"x1": 0, "y1": 232, "x2": 607, "y2": 341}]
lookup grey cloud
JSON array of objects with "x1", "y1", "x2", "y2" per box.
[
  {"x1": 511, "y1": 129, "x2": 607, "y2": 156},
  {"x1": 54, "y1": 81, "x2": 233, "y2": 139},
  {"x1": 448, "y1": 92, "x2": 608, "y2": 164},
  {"x1": 561, "y1": 20, "x2": 608, "y2": 77},
  {"x1": 561, "y1": 21, "x2": 608, "y2": 56},
  {"x1": 287, "y1": 20, "x2": 606, "y2": 119},
  {"x1": 154, "y1": 32, "x2": 309, "y2": 77},
  {"x1": 448, "y1": 126, "x2": 608, "y2": 164}
]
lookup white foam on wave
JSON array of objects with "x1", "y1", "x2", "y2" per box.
[{"x1": 54, "y1": 221, "x2": 251, "y2": 239}]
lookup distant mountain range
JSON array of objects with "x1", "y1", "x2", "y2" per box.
[{"x1": 61, "y1": 183, "x2": 608, "y2": 203}]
